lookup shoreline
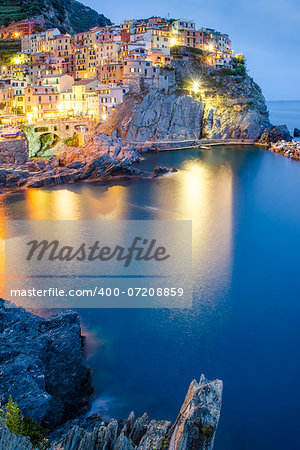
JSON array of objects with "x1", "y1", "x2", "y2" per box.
[{"x1": 0, "y1": 139, "x2": 262, "y2": 196}]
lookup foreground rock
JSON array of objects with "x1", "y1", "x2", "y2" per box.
[
  {"x1": 0, "y1": 300, "x2": 92, "y2": 428},
  {"x1": 294, "y1": 128, "x2": 300, "y2": 138},
  {"x1": 269, "y1": 140, "x2": 300, "y2": 160},
  {"x1": 0, "y1": 300, "x2": 223, "y2": 449},
  {"x1": 0, "y1": 134, "x2": 143, "y2": 192},
  {"x1": 258, "y1": 125, "x2": 293, "y2": 145},
  {"x1": 0, "y1": 423, "x2": 32, "y2": 450},
  {"x1": 49, "y1": 375, "x2": 222, "y2": 450}
]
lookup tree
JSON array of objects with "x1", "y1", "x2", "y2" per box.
[
  {"x1": 233, "y1": 53, "x2": 246, "y2": 66},
  {"x1": 4, "y1": 395, "x2": 21, "y2": 434}
]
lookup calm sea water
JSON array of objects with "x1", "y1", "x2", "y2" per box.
[
  {"x1": 0, "y1": 103, "x2": 300, "y2": 449},
  {"x1": 267, "y1": 100, "x2": 300, "y2": 135}
]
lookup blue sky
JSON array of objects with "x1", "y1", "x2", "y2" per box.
[{"x1": 83, "y1": 0, "x2": 300, "y2": 100}]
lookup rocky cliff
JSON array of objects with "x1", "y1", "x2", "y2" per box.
[
  {"x1": 99, "y1": 48, "x2": 280, "y2": 143},
  {"x1": 0, "y1": 300, "x2": 223, "y2": 449},
  {"x1": 0, "y1": 299, "x2": 92, "y2": 428},
  {"x1": 0, "y1": 0, "x2": 111, "y2": 34}
]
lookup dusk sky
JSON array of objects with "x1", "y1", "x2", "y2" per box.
[{"x1": 83, "y1": 0, "x2": 300, "y2": 101}]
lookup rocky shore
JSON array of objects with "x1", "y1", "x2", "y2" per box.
[
  {"x1": 0, "y1": 301, "x2": 223, "y2": 449},
  {"x1": 0, "y1": 134, "x2": 142, "y2": 192},
  {"x1": 269, "y1": 140, "x2": 300, "y2": 160}
]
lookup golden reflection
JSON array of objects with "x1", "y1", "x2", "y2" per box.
[
  {"x1": 179, "y1": 160, "x2": 233, "y2": 295},
  {"x1": 25, "y1": 185, "x2": 128, "y2": 220},
  {"x1": 0, "y1": 184, "x2": 128, "y2": 300},
  {"x1": 153, "y1": 158, "x2": 233, "y2": 298}
]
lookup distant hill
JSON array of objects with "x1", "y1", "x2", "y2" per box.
[{"x1": 0, "y1": 0, "x2": 111, "y2": 34}]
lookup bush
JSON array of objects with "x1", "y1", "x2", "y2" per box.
[
  {"x1": 4, "y1": 395, "x2": 21, "y2": 434},
  {"x1": 0, "y1": 396, "x2": 49, "y2": 449},
  {"x1": 65, "y1": 133, "x2": 80, "y2": 147},
  {"x1": 233, "y1": 53, "x2": 246, "y2": 66},
  {"x1": 20, "y1": 416, "x2": 49, "y2": 449}
]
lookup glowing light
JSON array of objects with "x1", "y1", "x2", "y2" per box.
[
  {"x1": 208, "y1": 43, "x2": 214, "y2": 52},
  {"x1": 14, "y1": 57, "x2": 21, "y2": 65},
  {"x1": 192, "y1": 80, "x2": 201, "y2": 94},
  {"x1": 102, "y1": 113, "x2": 107, "y2": 121},
  {"x1": 170, "y1": 37, "x2": 179, "y2": 47},
  {"x1": 26, "y1": 113, "x2": 33, "y2": 123}
]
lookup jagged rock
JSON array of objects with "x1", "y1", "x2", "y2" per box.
[
  {"x1": 0, "y1": 300, "x2": 92, "y2": 429},
  {"x1": 66, "y1": 161, "x2": 86, "y2": 169},
  {"x1": 258, "y1": 126, "x2": 293, "y2": 144},
  {"x1": 169, "y1": 374, "x2": 223, "y2": 450},
  {"x1": 50, "y1": 375, "x2": 222, "y2": 449},
  {"x1": 129, "y1": 413, "x2": 149, "y2": 445},
  {"x1": 271, "y1": 125, "x2": 292, "y2": 142},
  {"x1": 0, "y1": 422, "x2": 32, "y2": 450},
  {"x1": 294, "y1": 128, "x2": 300, "y2": 137},
  {"x1": 0, "y1": 300, "x2": 223, "y2": 450},
  {"x1": 138, "y1": 420, "x2": 171, "y2": 449}
]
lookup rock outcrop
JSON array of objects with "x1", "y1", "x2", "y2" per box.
[
  {"x1": 169, "y1": 375, "x2": 223, "y2": 450},
  {"x1": 0, "y1": 423, "x2": 32, "y2": 450},
  {"x1": 98, "y1": 50, "x2": 274, "y2": 143},
  {"x1": 0, "y1": 299, "x2": 223, "y2": 449},
  {"x1": 0, "y1": 300, "x2": 92, "y2": 428},
  {"x1": 0, "y1": 135, "x2": 142, "y2": 191},
  {"x1": 258, "y1": 125, "x2": 293, "y2": 145},
  {"x1": 0, "y1": 138, "x2": 28, "y2": 165},
  {"x1": 100, "y1": 90, "x2": 204, "y2": 142},
  {"x1": 49, "y1": 375, "x2": 222, "y2": 450},
  {"x1": 294, "y1": 128, "x2": 300, "y2": 138}
]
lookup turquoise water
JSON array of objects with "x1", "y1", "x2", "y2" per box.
[{"x1": 0, "y1": 102, "x2": 299, "y2": 449}]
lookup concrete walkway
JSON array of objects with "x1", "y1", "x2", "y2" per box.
[{"x1": 131, "y1": 138, "x2": 256, "y2": 152}]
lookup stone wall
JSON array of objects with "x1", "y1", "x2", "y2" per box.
[{"x1": 0, "y1": 139, "x2": 28, "y2": 165}]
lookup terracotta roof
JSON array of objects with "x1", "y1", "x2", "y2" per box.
[{"x1": 74, "y1": 78, "x2": 97, "y2": 85}]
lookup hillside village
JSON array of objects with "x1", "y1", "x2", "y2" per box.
[{"x1": 0, "y1": 16, "x2": 235, "y2": 126}]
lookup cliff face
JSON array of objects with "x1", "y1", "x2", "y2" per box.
[
  {"x1": 0, "y1": 0, "x2": 111, "y2": 33},
  {"x1": 100, "y1": 51, "x2": 273, "y2": 143},
  {"x1": 0, "y1": 300, "x2": 92, "y2": 428}
]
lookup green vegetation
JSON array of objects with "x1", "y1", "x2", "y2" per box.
[
  {"x1": 0, "y1": 39, "x2": 21, "y2": 64},
  {"x1": 0, "y1": 0, "x2": 111, "y2": 33},
  {"x1": 0, "y1": 396, "x2": 49, "y2": 449},
  {"x1": 3, "y1": 395, "x2": 22, "y2": 434},
  {"x1": 231, "y1": 53, "x2": 247, "y2": 76},
  {"x1": 40, "y1": 132, "x2": 60, "y2": 153},
  {"x1": 65, "y1": 133, "x2": 80, "y2": 147}
]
